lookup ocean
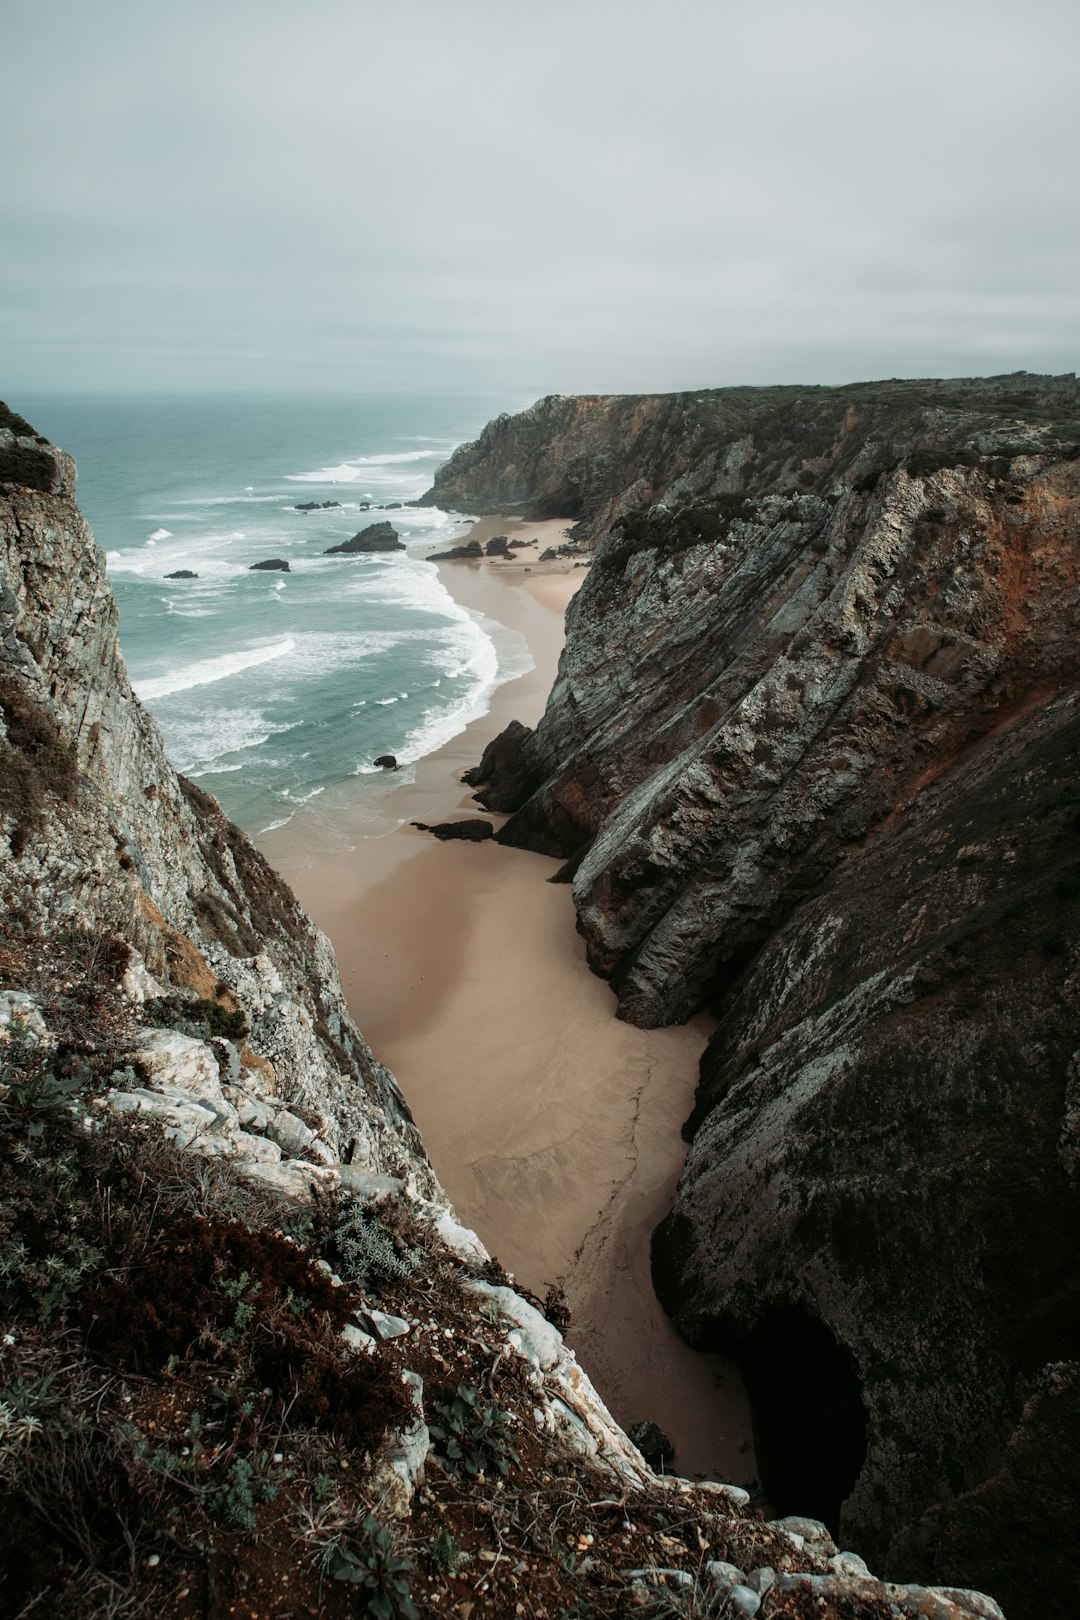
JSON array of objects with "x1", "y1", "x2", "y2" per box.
[{"x1": 19, "y1": 393, "x2": 526, "y2": 840}]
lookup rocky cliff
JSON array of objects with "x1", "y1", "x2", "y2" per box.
[
  {"x1": 0, "y1": 402, "x2": 1007, "y2": 1619},
  {"x1": 0, "y1": 401, "x2": 426, "y2": 1186},
  {"x1": 453, "y1": 374, "x2": 1080, "y2": 1620}
]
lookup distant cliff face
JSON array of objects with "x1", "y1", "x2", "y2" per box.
[
  {"x1": 0, "y1": 402, "x2": 429, "y2": 1182},
  {"x1": 457, "y1": 374, "x2": 1080, "y2": 1619},
  {"x1": 423, "y1": 374, "x2": 1078, "y2": 539}
]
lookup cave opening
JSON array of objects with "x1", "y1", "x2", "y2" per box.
[{"x1": 739, "y1": 1311, "x2": 868, "y2": 1534}]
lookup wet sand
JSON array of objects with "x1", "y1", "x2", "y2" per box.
[{"x1": 260, "y1": 515, "x2": 755, "y2": 1484}]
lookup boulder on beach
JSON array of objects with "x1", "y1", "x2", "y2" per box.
[
  {"x1": 374, "y1": 755, "x2": 399, "y2": 770},
  {"x1": 249, "y1": 558, "x2": 290, "y2": 572},
  {"x1": 509, "y1": 538, "x2": 534, "y2": 549},
  {"x1": 485, "y1": 535, "x2": 510, "y2": 556},
  {"x1": 428, "y1": 539, "x2": 484, "y2": 561},
  {"x1": 324, "y1": 522, "x2": 404, "y2": 555},
  {"x1": 165, "y1": 569, "x2": 199, "y2": 579},
  {"x1": 412, "y1": 819, "x2": 495, "y2": 842}
]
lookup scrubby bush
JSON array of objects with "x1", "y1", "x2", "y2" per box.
[
  {"x1": 0, "y1": 676, "x2": 77, "y2": 856},
  {"x1": 429, "y1": 1382, "x2": 519, "y2": 1479},
  {"x1": 331, "y1": 1200, "x2": 426, "y2": 1288}
]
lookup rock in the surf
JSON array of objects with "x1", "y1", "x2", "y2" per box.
[
  {"x1": 323, "y1": 522, "x2": 404, "y2": 555},
  {"x1": 249, "y1": 558, "x2": 290, "y2": 571}
]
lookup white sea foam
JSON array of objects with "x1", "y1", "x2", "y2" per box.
[
  {"x1": 286, "y1": 449, "x2": 443, "y2": 484},
  {"x1": 135, "y1": 637, "x2": 296, "y2": 701},
  {"x1": 258, "y1": 815, "x2": 294, "y2": 834},
  {"x1": 149, "y1": 527, "x2": 173, "y2": 540},
  {"x1": 390, "y1": 607, "x2": 533, "y2": 768},
  {"x1": 162, "y1": 706, "x2": 304, "y2": 776}
]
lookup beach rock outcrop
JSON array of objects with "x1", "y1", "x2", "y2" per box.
[
  {"x1": 294, "y1": 499, "x2": 341, "y2": 510},
  {"x1": 461, "y1": 373, "x2": 1080, "y2": 1619},
  {"x1": 373, "y1": 754, "x2": 399, "y2": 770},
  {"x1": 165, "y1": 569, "x2": 198, "y2": 579},
  {"x1": 412, "y1": 818, "x2": 495, "y2": 842},
  {"x1": 428, "y1": 537, "x2": 483, "y2": 560},
  {"x1": 485, "y1": 534, "x2": 510, "y2": 555},
  {"x1": 249, "y1": 557, "x2": 290, "y2": 571},
  {"x1": 323, "y1": 522, "x2": 404, "y2": 555}
]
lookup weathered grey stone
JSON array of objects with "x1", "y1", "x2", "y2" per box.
[
  {"x1": 429, "y1": 1205, "x2": 488, "y2": 1264},
  {"x1": 464, "y1": 1281, "x2": 563, "y2": 1371},
  {"x1": 727, "y1": 1584, "x2": 761, "y2": 1616},
  {"x1": 337, "y1": 1166, "x2": 406, "y2": 1199},
  {"x1": 340, "y1": 1323, "x2": 377, "y2": 1355},
  {"x1": 828, "y1": 1551, "x2": 870, "y2": 1579},
  {"x1": 128, "y1": 1029, "x2": 223, "y2": 1103},
  {"x1": 703, "y1": 1559, "x2": 747, "y2": 1594},
  {"x1": 369, "y1": 1370, "x2": 429, "y2": 1518},
  {"x1": 363, "y1": 1309, "x2": 410, "y2": 1341},
  {"x1": 772, "y1": 1515, "x2": 835, "y2": 1551},
  {"x1": 930, "y1": 1590, "x2": 1006, "y2": 1620},
  {"x1": 0, "y1": 992, "x2": 51, "y2": 1046},
  {"x1": 266, "y1": 1107, "x2": 316, "y2": 1157}
]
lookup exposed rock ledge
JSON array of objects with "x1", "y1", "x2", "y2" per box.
[
  {"x1": 0, "y1": 400, "x2": 1007, "y2": 1616},
  {"x1": 454, "y1": 375, "x2": 1080, "y2": 1620}
]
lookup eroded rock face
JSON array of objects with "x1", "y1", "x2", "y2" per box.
[
  {"x1": 457, "y1": 375, "x2": 1080, "y2": 1615},
  {"x1": 421, "y1": 373, "x2": 1077, "y2": 538},
  {"x1": 0, "y1": 401, "x2": 1010, "y2": 1620},
  {"x1": 0, "y1": 409, "x2": 430, "y2": 1187}
]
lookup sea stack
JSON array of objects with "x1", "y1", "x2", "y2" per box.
[{"x1": 323, "y1": 522, "x2": 404, "y2": 555}]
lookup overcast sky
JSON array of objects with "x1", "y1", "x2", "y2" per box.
[{"x1": 4, "y1": 0, "x2": 1077, "y2": 396}]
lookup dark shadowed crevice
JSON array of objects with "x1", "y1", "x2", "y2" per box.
[{"x1": 739, "y1": 1311, "x2": 868, "y2": 1534}]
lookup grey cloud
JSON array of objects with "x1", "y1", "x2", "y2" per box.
[{"x1": 2, "y1": 0, "x2": 1077, "y2": 394}]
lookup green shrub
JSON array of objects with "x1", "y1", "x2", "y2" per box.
[
  {"x1": 0, "y1": 401, "x2": 38, "y2": 437},
  {"x1": 326, "y1": 1515, "x2": 419, "y2": 1620},
  {"x1": 0, "y1": 445, "x2": 57, "y2": 492},
  {"x1": 142, "y1": 993, "x2": 248, "y2": 1043},
  {"x1": 906, "y1": 447, "x2": 982, "y2": 477},
  {"x1": 331, "y1": 1201, "x2": 425, "y2": 1288},
  {"x1": 429, "y1": 1383, "x2": 519, "y2": 1479},
  {"x1": 0, "y1": 677, "x2": 77, "y2": 857}
]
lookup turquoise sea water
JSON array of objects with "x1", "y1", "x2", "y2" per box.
[{"x1": 19, "y1": 394, "x2": 525, "y2": 837}]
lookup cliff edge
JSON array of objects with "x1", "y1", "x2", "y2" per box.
[
  {"x1": 451, "y1": 375, "x2": 1080, "y2": 1620},
  {"x1": 0, "y1": 402, "x2": 1007, "y2": 1618}
]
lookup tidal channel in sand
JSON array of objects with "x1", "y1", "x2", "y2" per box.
[{"x1": 259, "y1": 516, "x2": 756, "y2": 1488}]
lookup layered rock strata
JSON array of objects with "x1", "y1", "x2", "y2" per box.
[
  {"x1": 452, "y1": 375, "x2": 1080, "y2": 1619},
  {"x1": 0, "y1": 402, "x2": 1008, "y2": 1617},
  {"x1": 0, "y1": 408, "x2": 425, "y2": 1184}
]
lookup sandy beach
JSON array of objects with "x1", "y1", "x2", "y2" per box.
[{"x1": 260, "y1": 515, "x2": 755, "y2": 1486}]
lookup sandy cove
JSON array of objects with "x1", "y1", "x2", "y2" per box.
[{"x1": 259, "y1": 515, "x2": 755, "y2": 1486}]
